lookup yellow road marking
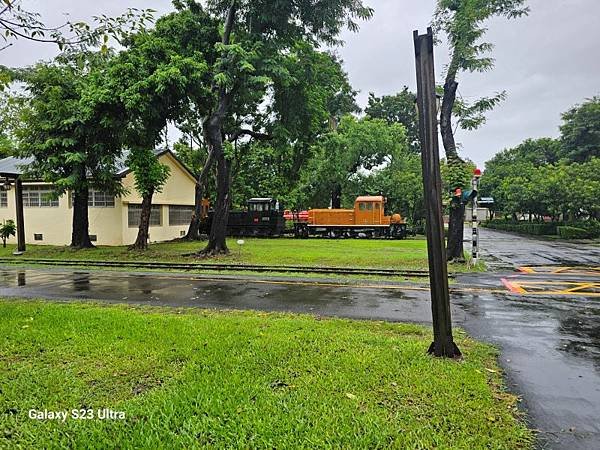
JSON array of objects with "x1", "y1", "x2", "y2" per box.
[
  {"x1": 518, "y1": 266, "x2": 600, "y2": 276},
  {"x1": 503, "y1": 280, "x2": 600, "y2": 297}
]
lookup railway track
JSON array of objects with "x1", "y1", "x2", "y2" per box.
[{"x1": 0, "y1": 257, "x2": 438, "y2": 278}]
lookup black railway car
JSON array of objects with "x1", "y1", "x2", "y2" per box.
[{"x1": 203, "y1": 198, "x2": 286, "y2": 237}]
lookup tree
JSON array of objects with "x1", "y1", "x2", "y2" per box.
[
  {"x1": 194, "y1": 0, "x2": 373, "y2": 255},
  {"x1": 0, "y1": 219, "x2": 15, "y2": 247},
  {"x1": 560, "y1": 96, "x2": 600, "y2": 162},
  {"x1": 126, "y1": 148, "x2": 170, "y2": 250},
  {"x1": 480, "y1": 138, "x2": 561, "y2": 215},
  {"x1": 297, "y1": 116, "x2": 407, "y2": 209},
  {"x1": 365, "y1": 87, "x2": 419, "y2": 153},
  {"x1": 0, "y1": 89, "x2": 25, "y2": 157},
  {"x1": 16, "y1": 55, "x2": 126, "y2": 248},
  {"x1": 433, "y1": 0, "x2": 528, "y2": 261},
  {"x1": 102, "y1": 8, "x2": 214, "y2": 249},
  {"x1": 348, "y1": 148, "x2": 424, "y2": 224}
]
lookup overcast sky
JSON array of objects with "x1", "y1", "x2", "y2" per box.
[{"x1": 2, "y1": 0, "x2": 599, "y2": 167}]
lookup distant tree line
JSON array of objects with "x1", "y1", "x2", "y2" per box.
[{"x1": 480, "y1": 97, "x2": 600, "y2": 222}]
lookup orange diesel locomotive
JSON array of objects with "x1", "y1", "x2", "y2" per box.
[{"x1": 293, "y1": 196, "x2": 407, "y2": 239}]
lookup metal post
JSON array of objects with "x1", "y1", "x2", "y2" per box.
[
  {"x1": 14, "y1": 177, "x2": 26, "y2": 254},
  {"x1": 471, "y1": 176, "x2": 479, "y2": 265},
  {"x1": 414, "y1": 28, "x2": 460, "y2": 358}
]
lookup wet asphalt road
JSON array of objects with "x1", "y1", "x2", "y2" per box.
[
  {"x1": 472, "y1": 227, "x2": 600, "y2": 270},
  {"x1": 1, "y1": 228, "x2": 599, "y2": 449}
]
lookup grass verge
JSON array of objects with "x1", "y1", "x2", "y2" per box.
[
  {"x1": 1, "y1": 299, "x2": 532, "y2": 448},
  {"x1": 0, "y1": 237, "x2": 475, "y2": 275}
]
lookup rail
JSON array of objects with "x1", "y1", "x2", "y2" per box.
[{"x1": 0, "y1": 257, "x2": 445, "y2": 278}]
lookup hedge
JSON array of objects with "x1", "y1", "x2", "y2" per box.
[
  {"x1": 483, "y1": 220, "x2": 600, "y2": 238},
  {"x1": 557, "y1": 226, "x2": 590, "y2": 239},
  {"x1": 483, "y1": 221, "x2": 558, "y2": 235}
]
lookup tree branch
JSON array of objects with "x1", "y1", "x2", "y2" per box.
[
  {"x1": 229, "y1": 129, "x2": 272, "y2": 142},
  {"x1": 222, "y1": 0, "x2": 237, "y2": 46}
]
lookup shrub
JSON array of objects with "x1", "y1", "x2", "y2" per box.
[
  {"x1": 482, "y1": 220, "x2": 557, "y2": 235},
  {"x1": 557, "y1": 226, "x2": 590, "y2": 239}
]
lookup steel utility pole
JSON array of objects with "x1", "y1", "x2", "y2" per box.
[{"x1": 413, "y1": 28, "x2": 461, "y2": 358}]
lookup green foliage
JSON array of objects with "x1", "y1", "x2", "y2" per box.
[
  {"x1": 126, "y1": 148, "x2": 170, "y2": 198},
  {"x1": 441, "y1": 158, "x2": 476, "y2": 193},
  {"x1": 452, "y1": 91, "x2": 507, "y2": 131},
  {"x1": 296, "y1": 116, "x2": 408, "y2": 208},
  {"x1": 0, "y1": 90, "x2": 26, "y2": 157},
  {"x1": 205, "y1": 0, "x2": 374, "y2": 46},
  {"x1": 557, "y1": 226, "x2": 591, "y2": 240},
  {"x1": 433, "y1": 0, "x2": 528, "y2": 164},
  {"x1": 433, "y1": 0, "x2": 529, "y2": 75},
  {"x1": 365, "y1": 88, "x2": 419, "y2": 153},
  {"x1": 481, "y1": 132, "x2": 600, "y2": 221},
  {"x1": 484, "y1": 220, "x2": 559, "y2": 236},
  {"x1": 0, "y1": 219, "x2": 16, "y2": 246},
  {"x1": 348, "y1": 151, "x2": 424, "y2": 224},
  {"x1": 560, "y1": 96, "x2": 600, "y2": 162},
  {"x1": 173, "y1": 140, "x2": 204, "y2": 176},
  {"x1": 480, "y1": 138, "x2": 563, "y2": 214},
  {"x1": 15, "y1": 55, "x2": 126, "y2": 197}
]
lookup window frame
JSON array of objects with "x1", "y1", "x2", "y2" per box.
[
  {"x1": 88, "y1": 189, "x2": 115, "y2": 208},
  {"x1": 22, "y1": 185, "x2": 59, "y2": 208},
  {"x1": 168, "y1": 205, "x2": 194, "y2": 226},
  {"x1": 128, "y1": 204, "x2": 162, "y2": 228}
]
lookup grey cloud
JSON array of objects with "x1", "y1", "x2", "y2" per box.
[{"x1": 2, "y1": 0, "x2": 598, "y2": 167}]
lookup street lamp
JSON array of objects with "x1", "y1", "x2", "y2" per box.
[{"x1": 0, "y1": 178, "x2": 12, "y2": 191}]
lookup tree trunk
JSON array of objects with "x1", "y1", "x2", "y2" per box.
[
  {"x1": 184, "y1": 149, "x2": 214, "y2": 240},
  {"x1": 202, "y1": 128, "x2": 230, "y2": 255},
  {"x1": 71, "y1": 186, "x2": 94, "y2": 249},
  {"x1": 198, "y1": 0, "x2": 237, "y2": 256},
  {"x1": 130, "y1": 191, "x2": 154, "y2": 250},
  {"x1": 331, "y1": 184, "x2": 342, "y2": 209},
  {"x1": 446, "y1": 199, "x2": 465, "y2": 261},
  {"x1": 440, "y1": 58, "x2": 465, "y2": 259}
]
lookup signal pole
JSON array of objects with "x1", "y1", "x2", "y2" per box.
[
  {"x1": 413, "y1": 28, "x2": 461, "y2": 358},
  {"x1": 471, "y1": 169, "x2": 482, "y2": 265}
]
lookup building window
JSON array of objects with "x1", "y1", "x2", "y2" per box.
[
  {"x1": 89, "y1": 235, "x2": 97, "y2": 242},
  {"x1": 0, "y1": 191, "x2": 6, "y2": 208},
  {"x1": 23, "y1": 185, "x2": 59, "y2": 207},
  {"x1": 128, "y1": 204, "x2": 162, "y2": 228},
  {"x1": 88, "y1": 189, "x2": 115, "y2": 207},
  {"x1": 34, "y1": 233, "x2": 43, "y2": 241},
  {"x1": 169, "y1": 205, "x2": 194, "y2": 226}
]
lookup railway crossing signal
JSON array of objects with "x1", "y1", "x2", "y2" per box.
[{"x1": 471, "y1": 169, "x2": 481, "y2": 265}]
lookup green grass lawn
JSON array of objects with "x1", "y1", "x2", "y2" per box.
[
  {"x1": 0, "y1": 237, "x2": 474, "y2": 273},
  {"x1": 1, "y1": 300, "x2": 532, "y2": 448}
]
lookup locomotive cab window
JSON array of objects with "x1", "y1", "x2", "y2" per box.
[
  {"x1": 366, "y1": 203, "x2": 373, "y2": 211},
  {"x1": 359, "y1": 203, "x2": 365, "y2": 211},
  {"x1": 375, "y1": 203, "x2": 380, "y2": 210},
  {"x1": 249, "y1": 203, "x2": 270, "y2": 212}
]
